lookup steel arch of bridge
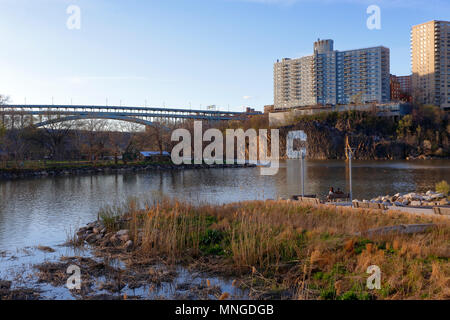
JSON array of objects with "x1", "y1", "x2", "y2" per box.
[
  {"x1": 0, "y1": 104, "x2": 260, "y2": 128},
  {"x1": 33, "y1": 113, "x2": 161, "y2": 128}
]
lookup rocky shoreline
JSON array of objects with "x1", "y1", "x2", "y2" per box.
[
  {"x1": 76, "y1": 219, "x2": 135, "y2": 251},
  {"x1": 0, "y1": 163, "x2": 255, "y2": 181},
  {"x1": 61, "y1": 219, "x2": 248, "y2": 300},
  {"x1": 357, "y1": 190, "x2": 449, "y2": 208}
]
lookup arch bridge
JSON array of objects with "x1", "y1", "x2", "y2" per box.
[{"x1": 0, "y1": 104, "x2": 261, "y2": 128}]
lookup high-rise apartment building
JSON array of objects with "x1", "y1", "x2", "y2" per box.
[
  {"x1": 391, "y1": 75, "x2": 401, "y2": 101},
  {"x1": 411, "y1": 20, "x2": 450, "y2": 110},
  {"x1": 273, "y1": 56, "x2": 315, "y2": 109},
  {"x1": 274, "y1": 39, "x2": 390, "y2": 109},
  {"x1": 391, "y1": 74, "x2": 413, "y2": 102},
  {"x1": 397, "y1": 75, "x2": 412, "y2": 95}
]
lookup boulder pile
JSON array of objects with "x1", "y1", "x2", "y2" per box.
[
  {"x1": 76, "y1": 220, "x2": 135, "y2": 251},
  {"x1": 359, "y1": 190, "x2": 449, "y2": 208}
]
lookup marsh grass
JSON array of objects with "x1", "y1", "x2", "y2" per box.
[{"x1": 100, "y1": 199, "x2": 450, "y2": 300}]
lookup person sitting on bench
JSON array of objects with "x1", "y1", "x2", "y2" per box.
[{"x1": 328, "y1": 187, "x2": 335, "y2": 196}]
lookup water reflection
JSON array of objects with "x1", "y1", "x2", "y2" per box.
[{"x1": 0, "y1": 160, "x2": 449, "y2": 251}]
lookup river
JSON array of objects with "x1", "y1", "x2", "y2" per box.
[{"x1": 0, "y1": 159, "x2": 449, "y2": 298}]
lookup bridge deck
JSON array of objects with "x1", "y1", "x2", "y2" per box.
[
  {"x1": 2, "y1": 105, "x2": 260, "y2": 117},
  {"x1": 0, "y1": 104, "x2": 261, "y2": 126}
]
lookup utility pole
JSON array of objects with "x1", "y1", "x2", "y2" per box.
[
  {"x1": 345, "y1": 136, "x2": 355, "y2": 204},
  {"x1": 348, "y1": 150, "x2": 353, "y2": 203},
  {"x1": 301, "y1": 149, "x2": 306, "y2": 197}
]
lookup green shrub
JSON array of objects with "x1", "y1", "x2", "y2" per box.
[
  {"x1": 199, "y1": 229, "x2": 226, "y2": 255},
  {"x1": 320, "y1": 288, "x2": 336, "y2": 300},
  {"x1": 436, "y1": 181, "x2": 450, "y2": 196},
  {"x1": 339, "y1": 291, "x2": 359, "y2": 300}
]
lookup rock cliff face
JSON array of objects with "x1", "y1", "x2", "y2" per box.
[{"x1": 277, "y1": 120, "x2": 444, "y2": 160}]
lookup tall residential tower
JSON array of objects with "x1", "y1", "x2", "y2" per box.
[
  {"x1": 411, "y1": 20, "x2": 450, "y2": 110},
  {"x1": 274, "y1": 39, "x2": 390, "y2": 110}
]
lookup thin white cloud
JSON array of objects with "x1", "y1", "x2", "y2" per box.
[{"x1": 243, "y1": 95, "x2": 252, "y2": 100}]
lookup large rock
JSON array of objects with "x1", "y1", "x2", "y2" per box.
[
  {"x1": 0, "y1": 280, "x2": 11, "y2": 289},
  {"x1": 110, "y1": 235, "x2": 121, "y2": 246},
  {"x1": 119, "y1": 234, "x2": 129, "y2": 242},
  {"x1": 431, "y1": 193, "x2": 444, "y2": 200},
  {"x1": 124, "y1": 240, "x2": 133, "y2": 251},
  {"x1": 355, "y1": 224, "x2": 437, "y2": 237},
  {"x1": 85, "y1": 233, "x2": 97, "y2": 244},
  {"x1": 116, "y1": 230, "x2": 128, "y2": 237}
]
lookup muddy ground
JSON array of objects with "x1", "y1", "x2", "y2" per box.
[{"x1": 32, "y1": 251, "x2": 252, "y2": 300}]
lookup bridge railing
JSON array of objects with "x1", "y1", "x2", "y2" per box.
[{"x1": 1, "y1": 104, "x2": 261, "y2": 116}]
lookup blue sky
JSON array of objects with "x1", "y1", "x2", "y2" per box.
[{"x1": 0, "y1": 0, "x2": 448, "y2": 111}]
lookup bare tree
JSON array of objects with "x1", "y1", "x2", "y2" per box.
[
  {"x1": 142, "y1": 122, "x2": 171, "y2": 154},
  {"x1": 79, "y1": 119, "x2": 111, "y2": 165},
  {"x1": 0, "y1": 94, "x2": 9, "y2": 105},
  {"x1": 119, "y1": 122, "x2": 145, "y2": 164},
  {"x1": 42, "y1": 115, "x2": 77, "y2": 161},
  {"x1": 107, "y1": 122, "x2": 141, "y2": 165},
  {"x1": 0, "y1": 94, "x2": 8, "y2": 138}
]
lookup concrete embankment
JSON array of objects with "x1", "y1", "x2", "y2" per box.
[{"x1": 285, "y1": 196, "x2": 449, "y2": 218}]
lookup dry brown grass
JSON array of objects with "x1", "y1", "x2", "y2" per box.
[{"x1": 100, "y1": 199, "x2": 450, "y2": 300}]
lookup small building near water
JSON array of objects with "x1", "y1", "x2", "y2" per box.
[{"x1": 139, "y1": 151, "x2": 171, "y2": 162}]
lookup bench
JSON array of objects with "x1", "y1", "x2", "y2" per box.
[
  {"x1": 433, "y1": 207, "x2": 450, "y2": 216},
  {"x1": 327, "y1": 193, "x2": 350, "y2": 202},
  {"x1": 291, "y1": 195, "x2": 320, "y2": 206},
  {"x1": 353, "y1": 201, "x2": 387, "y2": 210}
]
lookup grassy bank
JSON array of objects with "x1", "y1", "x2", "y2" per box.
[{"x1": 94, "y1": 199, "x2": 449, "y2": 300}]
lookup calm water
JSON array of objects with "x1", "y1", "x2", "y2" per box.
[{"x1": 0, "y1": 159, "x2": 449, "y2": 251}]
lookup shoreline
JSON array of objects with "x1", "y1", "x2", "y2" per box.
[
  {"x1": 0, "y1": 162, "x2": 256, "y2": 181},
  {"x1": 60, "y1": 200, "x2": 448, "y2": 300},
  {"x1": 1, "y1": 199, "x2": 448, "y2": 300}
]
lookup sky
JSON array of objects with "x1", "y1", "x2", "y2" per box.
[{"x1": 0, "y1": 0, "x2": 448, "y2": 112}]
